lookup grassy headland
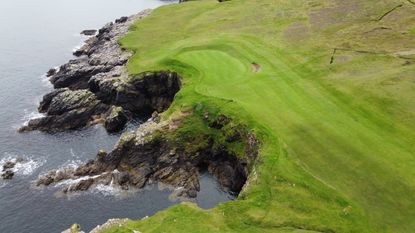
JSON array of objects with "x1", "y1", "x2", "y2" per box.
[{"x1": 100, "y1": 0, "x2": 415, "y2": 232}]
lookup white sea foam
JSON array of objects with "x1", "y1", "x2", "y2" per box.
[
  {"x1": 40, "y1": 74, "x2": 52, "y2": 88},
  {"x1": 21, "y1": 109, "x2": 45, "y2": 126},
  {"x1": 92, "y1": 182, "x2": 139, "y2": 198},
  {"x1": 11, "y1": 109, "x2": 44, "y2": 130},
  {"x1": 94, "y1": 183, "x2": 122, "y2": 196},
  {"x1": 39, "y1": 65, "x2": 60, "y2": 88},
  {"x1": 52, "y1": 172, "x2": 127, "y2": 197},
  {"x1": 72, "y1": 44, "x2": 82, "y2": 53},
  {"x1": 61, "y1": 149, "x2": 83, "y2": 168},
  {"x1": 0, "y1": 154, "x2": 45, "y2": 177},
  {"x1": 71, "y1": 35, "x2": 89, "y2": 53},
  {"x1": 54, "y1": 174, "x2": 102, "y2": 188}
]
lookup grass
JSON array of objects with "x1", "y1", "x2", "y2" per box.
[{"x1": 100, "y1": 0, "x2": 415, "y2": 232}]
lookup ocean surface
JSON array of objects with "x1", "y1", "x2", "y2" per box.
[{"x1": 0, "y1": 0, "x2": 233, "y2": 232}]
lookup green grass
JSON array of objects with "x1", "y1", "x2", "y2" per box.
[{"x1": 101, "y1": 0, "x2": 415, "y2": 232}]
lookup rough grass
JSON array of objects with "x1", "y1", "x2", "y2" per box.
[{"x1": 100, "y1": 0, "x2": 415, "y2": 232}]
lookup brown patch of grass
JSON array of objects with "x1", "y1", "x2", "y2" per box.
[{"x1": 252, "y1": 62, "x2": 262, "y2": 73}]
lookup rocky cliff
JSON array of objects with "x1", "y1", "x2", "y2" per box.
[
  {"x1": 37, "y1": 112, "x2": 259, "y2": 198},
  {"x1": 20, "y1": 10, "x2": 180, "y2": 133}
]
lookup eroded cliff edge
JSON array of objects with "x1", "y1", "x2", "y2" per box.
[
  {"x1": 21, "y1": 9, "x2": 259, "y2": 199},
  {"x1": 37, "y1": 111, "x2": 259, "y2": 198},
  {"x1": 19, "y1": 10, "x2": 180, "y2": 133}
]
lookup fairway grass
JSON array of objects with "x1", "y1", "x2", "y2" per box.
[{"x1": 101, "y1": 0, "x2": 415, "y2": 232}]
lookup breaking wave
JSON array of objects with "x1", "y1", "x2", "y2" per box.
[{"x1": 0, "y1": 154, "x2": 45, "y2": 178}]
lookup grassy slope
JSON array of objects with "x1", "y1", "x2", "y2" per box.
[{"x1": 102, "y1": 0, "x2": 415, "y2": 232}]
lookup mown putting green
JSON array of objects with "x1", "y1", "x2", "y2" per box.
[{"x1": 101, "y1": 0, "x2": 415, "y2": 232}]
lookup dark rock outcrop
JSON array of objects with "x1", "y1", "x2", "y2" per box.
[
  {"x1": 29, "y1": 7, "x2": 257, "y2": 202},
  {"x1": 3, "y1": 161, "x2": 16, "y2": 170},
  {"x1": 49, "y1": 58, "x2": 114, "y2": 90},
  {"x1": 89, "y1": 70, "x2": 181, "y2": 114},
  {"x1": 52, "y1": 12, "x2": 150, "y2": 90},
  {"x1": 46, "y1": 68, "x2": 57, "y2": 77},
  {"x1": 104, "y1": 106, "x2": 130, "y2": 133},
  {"x1": 36, "y1": 114, "x2": 259, "y2": 198},
  {"x1": 20, "y1": 89, "x2": 110, "y2": 132},
  {"x1": 2, "y1": 170, "x2": 14, "y2": 180},
  {"x1": 20, "y1": 9, "x2": 181, "y2": 133},
  {"x1": 1, "y1": 157, "x2": 25, "y2": 180},
  {"x1": 80, "y1": 29, "x2": 97, "y2": 36}
]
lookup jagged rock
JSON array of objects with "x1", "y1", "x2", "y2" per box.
[
  {"x1": 1, "y1": 157, "x2": 26, "y2": 180},
  {"x1": 89, "y1": 70, "x2": 181, "y2": 114},
  {"x1": 54, "y1": 168, "x2": 75, "y2": 182},
  {"x1": 36, "y1": 115, "x2": 259, "y2": 198},
  {"x1": 28, "y1": 10, "x2": 257, "y2": 199},
  {"x1": 208, "y1": 159, "x2": 246, "y2": 193},
  {"x1": 20, "y1": 89, "x2": 110, "y2": 132},
  {"x1": 104, "y1": 106, "x2": 130, "y2": 133},
  {"x1": 115, "y1": 16, "x2": 128, "y2": 24},
  {"x1": 2, "y1": 161, "x2": 15, "y2": 171},
  {"x1": 20, "y1": 10, "x2": 181, "y2": 134},
  {"x1": 96, "y1": 150, "x2": 108, "y2": 161},
  {"x1": 151, "y1": 111, "x2": 161, "y2": 123},
  {"x1": 64, "y1": 179, "x2": 94, "y2": 193},
  {"x1": 80, "y1": 29, "x2": 97, "y2": 36},
  {"x1": 50, "y1": 58, "x2": 113, "y2": 89},
  {"x1": 46, "y1": 68, "x2": 57, "y2": 77},
  {"x1": 36, "y1": 171, "x2": 56, "y2": 186},
  {"x1": 57, "y1": 11, "x2": 151, "y2": 89},
  {"x1": 20, "y1": 69, "x2": 180, "y2": 133},
  {"x1": 2, "y1": 170, "x2": 14, "y2": 180},
  {"x1": 73, "y1": 37, "x2": 98, "y2": 57}
]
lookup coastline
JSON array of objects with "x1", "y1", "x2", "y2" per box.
[
  {"x1": 25, "y1": 4, "x2": 255, "y2": 232},
  {"x1": 19, "y1": 9, "x2": 160, "y2": 134},
  {"x1": 9, "y1": 0, "x2": 415, "y2": 232}
]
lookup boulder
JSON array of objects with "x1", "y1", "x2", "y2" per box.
[
  {"x1": 2, "y1": 161, "x2": 15, "y2": 171},
  {"x1": 80, "y1": 29, "x2": 97, "y2": 36},
  {"x1": 36, "y1": 171, "x2": 56, "y2": 186},
  {"x1": 104, "y1": 106, "x2": 129, "y2": 133},
  {"x1": 115, "y1": 16, "x2": 128, "y2": 24},
  {"x1": 46, "y1": 68, "x2": 57, "y2": 77},
  {"x1": 64, "y1": 178, "x2": 94, "y2": 193},
  {"x1": 2, "y1": 170, "x2": 14, "y2": 180}
]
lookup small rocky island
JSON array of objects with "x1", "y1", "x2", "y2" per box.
[
  {"x1": 20, "y1": 9, "x2": 259, "y2": 199},
  {"x1": 1, "y1": 157, "x2": 26, "y2": 180}
]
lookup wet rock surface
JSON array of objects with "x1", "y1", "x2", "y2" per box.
[
  {"x1": 20, "y1": 10, "x2": 181, "y2": 133},
  {"x1": 36, "y1": 114, "x2": 259, "y2": 198},
  {"x1": 1, "y1": 157, "x2": 25, "y2": 180},
  {"x1": 104, "y1": 106, "x2": 130, "y2": 133},
  {"x1": 2, "y1": 170, "x2": 14, "y2": 180},
  {"x1": 80, "y1": 29, "x2": 97, "y2": 36}
]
